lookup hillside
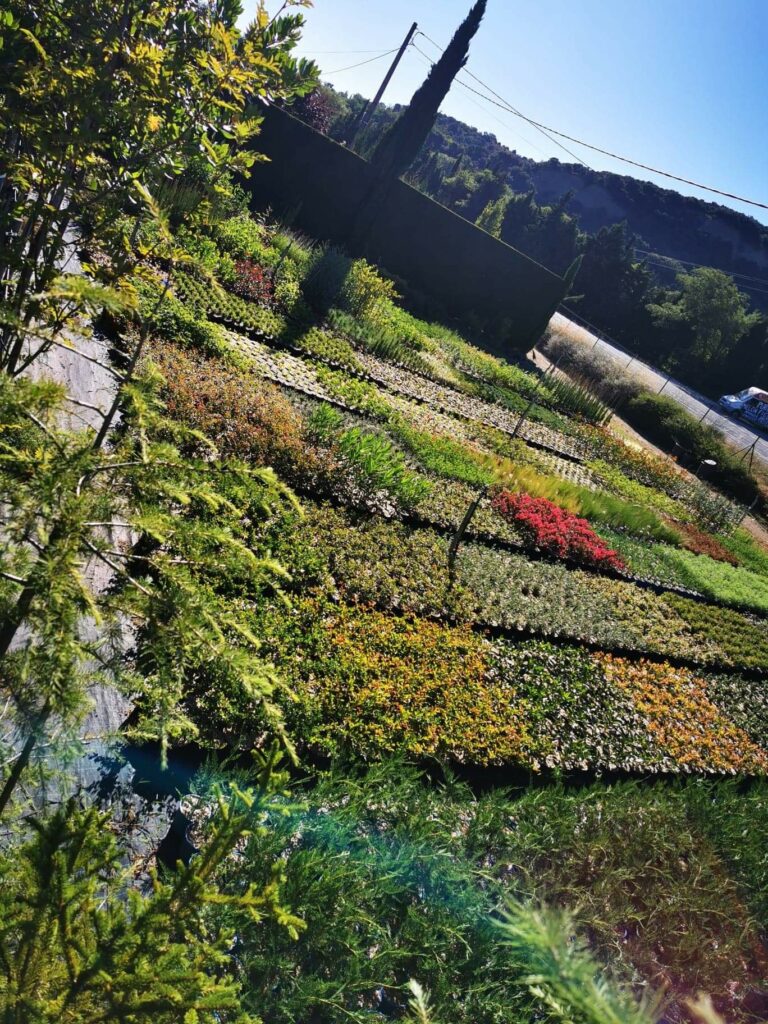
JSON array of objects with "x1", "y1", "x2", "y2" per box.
[{"x1": 351, "y1": 100, "x2": 768, "y2": 309}]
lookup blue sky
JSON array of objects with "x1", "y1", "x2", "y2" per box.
[{"x1": 243, "y1": 1, "x2": 768, "y2": 226}]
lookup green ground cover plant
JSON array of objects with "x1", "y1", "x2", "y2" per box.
[
  {"x1": 456, "y1": 542, "x2": 706, "y2": 658},
  {"x1": 602, "y1": 529, "x2": 768, "y2": 613},
  {"x1": 294, "y1": 325, "x2": 362, "y2": 369},
  {"x1": 663, "y1": 595, "x2": 768, "y2": 671},
  {"x1": 314, "y1": 365, "x2": 394, "y2": 418},
  {"x1": 599, "y1": 528, "x2": 700, "y2": 588},
  {"x1": 207, "y1": 762, "x2": 694, "y2": 1024},
  {"x1": 720, "y1": 527, "x2": 768, "y2": 575},
  {"x1": 282, "y1": 505, "x2": 471, "y2": 619},
  {"x1": 488, "y1": 641, "x2": 664, "y2": 771},
  {"x1": 707, "y1": 671, "x2": 768, "y2": 750},
  {"x1": 656, "y1": 548, "x2": 768, "y2": 614}
]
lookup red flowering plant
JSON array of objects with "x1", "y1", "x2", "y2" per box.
[
  {"x1": 491, "y1": 490, "x2": 626, "y2": 572},
  {"x1": 233, "y1": 258, "x2": 274, "y2": 305}
]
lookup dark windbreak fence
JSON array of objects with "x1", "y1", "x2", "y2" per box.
[{"x1": 245, "y1": 105, "x2": 569, "y2": 355}]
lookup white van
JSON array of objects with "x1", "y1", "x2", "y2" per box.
[{"x1": 719, "y1": 387, "x2": 768, "y2": 429}]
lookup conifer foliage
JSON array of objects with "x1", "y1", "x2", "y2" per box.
[
  {"x1": 0, "y1": 780, "x2": 303, "y2": 1023},
  {"x1": 370, "y1": 1, "x2": 487, "y2": 180}
]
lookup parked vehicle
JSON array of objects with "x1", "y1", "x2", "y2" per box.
[{"x1": 719, "y1": 386, "x2": 768, "y2": 429}]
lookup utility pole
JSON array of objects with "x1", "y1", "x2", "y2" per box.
[{"x1": 345, "y1": 22, "x2": 418, "y2": 149}]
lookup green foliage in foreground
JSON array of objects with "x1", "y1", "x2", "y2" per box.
[
  {"x1": 0, "y1": 368, "x2": 296, "y2": 804},
  {"x1": 204, "y1": 761, "x2": 768, "y2": 1024},
  {"x1": 0, "y1": 783, "x2": 300, "y2": 1024}
]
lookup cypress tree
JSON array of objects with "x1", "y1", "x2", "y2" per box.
[{"x1": 370, "y1": 0, "x2": 487, "y2": 180}]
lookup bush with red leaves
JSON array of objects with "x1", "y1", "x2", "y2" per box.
[
  {"x1": 233, "y1": 258, "x2": 274, "y2": 305},
  {"x1": 491, "y1": 490, "x2": 626, "y2": 571}
]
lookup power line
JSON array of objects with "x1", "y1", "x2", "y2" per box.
[
  {"x1": 407, "y1": 46, "x2": 551, "y2": 159},
  {"x1": 324, "y1": 49, "x2": 399, "y2": 75},
  {"x1": 413, "y1": 37, "x2": 588, "y2": 167},
  {"x1": 311, "y1": 48, "x2": 401, "y2": 54},
  {"x1": 638, "y1": 258, "x2": 768, "y2": 297},
  {"x1": 633, "y1": 249, "x2": 768, "y2": 289},
  {"x1": 417, "y1": 30, "x2": 768, "y2": 213}
]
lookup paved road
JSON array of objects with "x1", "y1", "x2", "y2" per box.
[{"x1": 547, "y1": 311, "x2": 768, "y2": 467}]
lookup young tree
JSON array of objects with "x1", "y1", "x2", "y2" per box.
[
  {"x1": 0, "y1": 0, "x2": 317, "y2": 376},
  {"x1": 647, "y1": 266, "x2": 761, "y2": 364},
  {"x1": 476, "y1": 185, "x2": 512, "y2": 236},
  {"x1": 369, "y1": 0, "x2": 487, "y2": 180},
  {"x1": 0, "y1": 776, "x2": 305, "y2": 1023},
  {"x1": 0, "y1": 0, "x2": 318, "y2": 808}
]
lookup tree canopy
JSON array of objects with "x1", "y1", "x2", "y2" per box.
[
  {"x1": 648, "y1": 267, "x2": 762, "y2": 363},
  {"x1": 370, "y1": 0, "x2": 486, "y2": 180}
]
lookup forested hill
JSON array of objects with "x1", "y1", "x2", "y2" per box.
[
  {"x1": 432, "y1": 111, "x2": 768, "y2": 290},
  {"x1": 329, "y1": 95, "x2": 768, "y2": 310}
]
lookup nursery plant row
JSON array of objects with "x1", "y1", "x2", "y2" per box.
[
  {"x1": 175, "y1": 267, "x2": 599, "y2": 464},
  {"x1": 225, "y1": 329, "x2": 602, "y2": 479},
  {"x1": 176, "y1": 267, "x2": 746, "y2": 534},
  {"x1": 254, "y1": 595, "x2": 768, "y2": 776},
  {"x1": 278, "y1": 505, "x2": 768, "y2": 675}
]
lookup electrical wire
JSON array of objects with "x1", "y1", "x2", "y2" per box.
[
  {"x1": 633, "y1": 249, "x2": 768, "y2": 289},
  {"x1": 407, "y1": 46, "x2": 551, "y2": 159},
  {"x1": 310, "y1": 48, "x2": 401, "y2": 54},
  {"x1": 638, "y1": 258, "x2": 768, "y2": 297},
  {"x1": 416, "y1": 30, "x2": 768, "y2": 212},
  {"x1": 412, "y1": 38, "x2": 587, "y2": 167},
  {"x1": 323, "y1": 48, "x2": 399, "y2": 75}
]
